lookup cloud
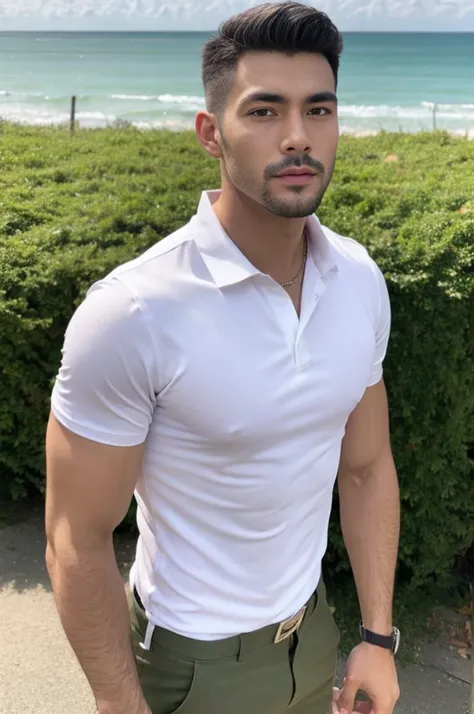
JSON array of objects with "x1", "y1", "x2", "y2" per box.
[
  {"x1": 0, "y1": 0, "x2": 473, "y2": 19},
  {"x1": 332, "y1": 0, "x2": 473, "y2": 17}
]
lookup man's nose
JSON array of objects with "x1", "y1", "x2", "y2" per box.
[{"x1": 281, "y1": 118, "x2": 312, "y2": 155}]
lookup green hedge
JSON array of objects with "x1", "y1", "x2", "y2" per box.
[{"x1": 1, "y1": 124, "x2": 473, "y2": 586}]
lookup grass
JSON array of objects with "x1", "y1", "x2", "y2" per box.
[{"x1": 0, "y1": 122, "x2": 472, "y2": 664}]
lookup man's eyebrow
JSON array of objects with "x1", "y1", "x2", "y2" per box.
[
  {"x1": 241, "y1": 92, "x2": 286, "y2": 105},
  {"x1": 241, "y1": 91, "x2": 338, "y2": 106},
  {"x1": 306, "y1": 92, "x2": 338, "y2": 104}
]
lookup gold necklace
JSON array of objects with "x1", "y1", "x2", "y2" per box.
[{"x1": 279, "y1": 233, "x2": 308, "y2": 288}]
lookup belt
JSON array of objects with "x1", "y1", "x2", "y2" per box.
[{"x1": 132, "y1": 583, "x2": 321, "y2": 658}]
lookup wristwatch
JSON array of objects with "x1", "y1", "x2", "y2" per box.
[{"x1": 360, "y1": 623, "x2": 401, "y2": 655}]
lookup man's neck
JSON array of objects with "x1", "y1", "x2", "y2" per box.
[{"x1": 212, "y1": 187, "x2": 308, "y2": 286}]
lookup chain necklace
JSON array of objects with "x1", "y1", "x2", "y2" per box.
[{"x1": 279, "y1": 233, "x2": 308, "y2": 288}]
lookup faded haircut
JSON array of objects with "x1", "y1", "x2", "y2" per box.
[{"x1": 202, "y1": 2, "x2": 344, "y2": 115}]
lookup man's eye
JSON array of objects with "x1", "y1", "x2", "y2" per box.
[
  {"x1": 249, "y1": 109, "x2": 275, "y2": 117},
  {"x1": 309, "y1": 108, "x2": 331, "y2": 116}
]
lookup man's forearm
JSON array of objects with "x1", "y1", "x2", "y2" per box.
[
  {"x1": 46, "y1": 539, "x2": 149, "y2": 714},
  {"x1": 338, "y1": 453, "x2": 400, "y2": 634}
]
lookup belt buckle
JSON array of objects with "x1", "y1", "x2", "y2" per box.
[{"x1": 274, "y1": 606, "x2": 307, "y2": 644}]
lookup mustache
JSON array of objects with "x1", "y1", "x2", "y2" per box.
[{"x1": 265, "y1": 156, "x2": 325, "y2": 180}]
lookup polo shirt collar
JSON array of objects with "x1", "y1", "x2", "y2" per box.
[
  {"x1": 192, "y1": 190, "x2": 338, "y2": 288},
  {"x1": 306, "y1": 213, "x2": 339, "y2": 279}
]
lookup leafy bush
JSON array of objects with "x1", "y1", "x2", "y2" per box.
[{"x1": 0, "y1": 124, "x2": 473, "y2": 586}]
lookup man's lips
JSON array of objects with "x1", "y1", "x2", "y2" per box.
[
  {"x1": 274, "y1": 170, "x2": 317, "y2": 185},
  {"x1": 275, "y1": 168, "x2": 317, "y2": 177}
]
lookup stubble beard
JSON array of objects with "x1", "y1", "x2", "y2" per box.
[
  {"x1": 260, "y1": 182, "x2": 329, "y2": 219},
  {"x1": 219, "y1": 128, "x2": 335, "y2": 219}
]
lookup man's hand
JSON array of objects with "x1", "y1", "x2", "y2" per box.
[
  {"x1": 333, "y1": 688, "x2": 369, "y2": 714},
  {"x1": 335, "y1": 643, "x2": 400, "y2": 714}
]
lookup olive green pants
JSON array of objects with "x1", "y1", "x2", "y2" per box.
[{"x1": 128, "y1": 579, "x2": 340, "y2": 714}]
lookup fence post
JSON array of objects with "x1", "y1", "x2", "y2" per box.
[
  {"x1": 432, "y1": 103, "x2": 437, "y2": 131},
  {"x1": 70, "y1": 96, "x2": 77, "y2": 134}
]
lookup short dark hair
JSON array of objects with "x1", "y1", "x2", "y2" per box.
[{"x1": 202, "y1": 2, "x2": 344, "y2": 115}]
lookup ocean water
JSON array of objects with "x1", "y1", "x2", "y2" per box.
[{"x1": 0, "y1": 31, "x2": 473, "y2": 135}]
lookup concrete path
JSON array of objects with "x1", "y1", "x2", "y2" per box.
[{"x1": 0, "y1": 500, "x2": 470, "y2": 714}]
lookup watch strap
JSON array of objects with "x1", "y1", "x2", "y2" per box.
[{"x1": 360, "y1": 623, "x2": 401, "y2": 655}]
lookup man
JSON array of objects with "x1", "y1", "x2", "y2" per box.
[{"x1": 45, "y1": 3, "x2": 401, "y2": 714}]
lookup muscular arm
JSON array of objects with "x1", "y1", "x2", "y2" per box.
[
  {"x1": 45, "y1": 412, "x2": 150, "y2": 714},
  {"x1": 338, "y1": 379, "x2": 400, "y2": 635}
]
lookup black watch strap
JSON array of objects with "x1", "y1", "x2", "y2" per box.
[{"x1": 360, "y1": 623, "x2": 401, "y2": 655}]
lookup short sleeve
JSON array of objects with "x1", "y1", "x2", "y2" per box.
[
  {"x1": 51, "y1": 278, "x2": 159, "y2": 446},
  {"x1": 367, "y1": 263, "x2": 392, "y2": 388}
]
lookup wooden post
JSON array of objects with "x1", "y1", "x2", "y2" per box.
[{"x1": 70, "y1": 96, "x2": 77, "y2": 134}]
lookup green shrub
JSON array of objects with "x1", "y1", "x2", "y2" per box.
[{"x1": 0, "y1": 124, "x2": 473, "y2": 586}]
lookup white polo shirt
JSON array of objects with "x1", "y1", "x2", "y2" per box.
[{"x1": 51, "y1": 190, "x2": 391, "y2": 641}]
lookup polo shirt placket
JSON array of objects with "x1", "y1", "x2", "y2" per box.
[
  {"x1": 193, "y1": 191, "x2": 338, "y2": 374},
  {"x1": 256, "y1": 249, "x2": 329, "y2": 371}
]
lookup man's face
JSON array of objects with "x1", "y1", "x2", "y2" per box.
[{"x1": 216, "y1": 51, "x2": 339, "y2": 219}]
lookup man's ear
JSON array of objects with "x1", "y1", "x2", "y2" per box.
[{"x1": 195, "y1": 111, "x2": 223, "y2": 159}]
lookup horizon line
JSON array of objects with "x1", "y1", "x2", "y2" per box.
[{"x1": 1, "y1": 29, "x2": 473, "y2": 34}]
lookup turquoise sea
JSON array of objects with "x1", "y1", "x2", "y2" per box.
[{"x1": 0, "y1": 31, "x2": 473, "y2": 135}]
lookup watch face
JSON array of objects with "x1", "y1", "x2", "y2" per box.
[{"x1": 393, "y1": 627, "x2": 401, "y2": 655}]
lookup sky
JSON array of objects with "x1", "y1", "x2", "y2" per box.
[{"x1": 0, "y1": 0, "x2": 473, "y2": 32}]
